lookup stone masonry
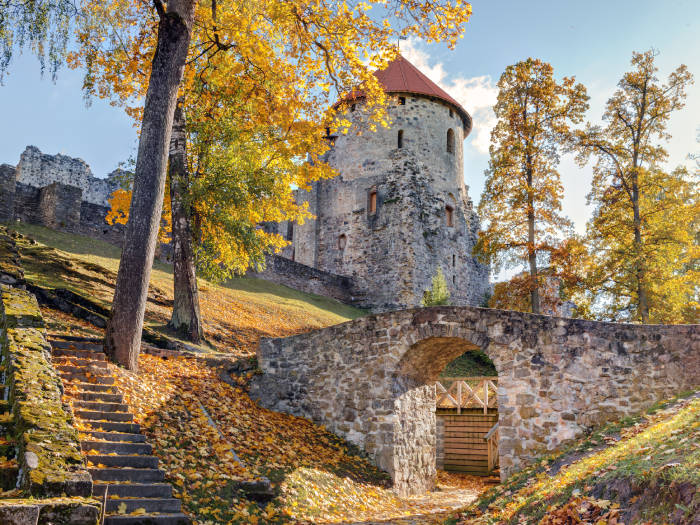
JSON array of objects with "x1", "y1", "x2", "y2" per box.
[
  {"x1": 270, "y1": 56, "x2": 491, "y2": 311},
  {"x1": 251, "y1": 306, "x2": 700, "y2": 496}
]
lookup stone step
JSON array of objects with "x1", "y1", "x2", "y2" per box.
[
  {"x1": 52, "y1": 348, "x2": 108, "y2": 360},
  {"x1": 72, "y1": 391, "x2": 124, "y2": 403},
  {"x1": 0, "y1": 461, "x2": 18, "y2": 490},
  {"x1": 86, "y1": 431, "x2": 146, "y2": 443},
  {"x1": 59, "y1": 372, "x2": 115, "y2": 385},
  {"x1": 73, "y1": 400, "x2": 129, "y2": 413},
  {"x1": 89, "y1": 467, "x2": 165, "y2": 483},
  {"x1": 54, "y1": 357, "x2": 109, "y2": 368},
  {"x1": 75, "y1": 410, "x2": 133, "y2": 423},
  {"x1": 57, "y1": 363, "x2": 109, "y2": 374},
  {"x1": 74, "y1": 382, "x2": 119, "y2": 393},
  {"x1": 105, "y1": 497, "x2": 181, "y2": 514},
  {"x1": 82, "y1": 440, "x2": 151, "y2": 455},
  {"x1": 81, "y1": 420, "x2": 141, "y2": 434},
  {"x1": 49, "y1": 340, "x2": 104, "y2": 352},
  {"x1": 104, "y1": 513, "x2": 190, "y2": 525},
  {"x1": 93, "y1": 482, "x2": 173, "y2": 498},
  {"x1": 88, "y1": 454, "x2": 159, "y2": 469}
]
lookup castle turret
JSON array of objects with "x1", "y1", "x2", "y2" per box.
[{"x1": 290, "y1": 55, "x2": 490, "y2": 311}]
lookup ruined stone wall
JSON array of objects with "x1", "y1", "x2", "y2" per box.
[
  {"x1": 0, "y1": 164, "x2": 16, "y2": 223},
  {"x1": 289, "y1": 95, "x2": 489, "y2": 311},
  {"x1": 15, "y1": 145, "x2": 121, "y2": 206},
  {"x1": 38, "y1": 183, "x2": 82, "y2": 230},
  {"x1": 248, "y1": 254, "x2": 360, "y2": 304},
  {"x1": 251, "y1": 306, "x2": 700, "y2": 495}
]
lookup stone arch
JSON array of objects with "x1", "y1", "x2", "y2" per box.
[{"x1": 252, "y1": 306, "x2": 699, "y2": 498}]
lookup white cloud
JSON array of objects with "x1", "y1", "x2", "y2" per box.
[{"x1": 401, "y1": 40, "x2": 498, "y2": 154}]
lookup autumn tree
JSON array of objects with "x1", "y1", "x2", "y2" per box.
[
  {"x1": 66, "y1": 0, "x2": 473, "y2": 366},
  {"x1": 575, "y1": 50, "x2": 696, "y2": 323},
  {"x1": 422, "y1": 268, "x2": 450, "y2": 306},
  {"x1": 476, "y1": 59, "x2": 589, "y2": 314}
]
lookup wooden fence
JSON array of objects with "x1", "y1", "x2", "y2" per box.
[{"x1": 435, "y1": 377, "x2": 498, "y2": 414}]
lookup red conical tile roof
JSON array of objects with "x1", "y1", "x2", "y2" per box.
[{"x1": 340, "y1": 55, "x2": 472, "y2": 134}]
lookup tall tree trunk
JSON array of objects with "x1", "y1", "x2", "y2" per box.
[
  {"x1": 168, "y1": 99, "x2": 203, "y2": 342},
  {"x1": 632, "y1": 175, "x2": 649, "y2": 323},
  {"x1": 104, "y1": 0, "x2": 196, "y2": 370},
  {"x1": 526, "y1": 167, "x2": 540, "y2": 314}
]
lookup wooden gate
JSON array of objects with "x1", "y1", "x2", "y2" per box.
[{"x1": 435, "y1": 377, "x2": 499, "y2": 475}]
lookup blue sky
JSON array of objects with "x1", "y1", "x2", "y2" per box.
[{"x1": 0, "y1": 0, "x2": 698, "y2": 235}]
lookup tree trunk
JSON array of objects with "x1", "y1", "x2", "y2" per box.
[
  {"x1": 632, "y1": 175, "x2": 649, "y2": 323},
  {"x1": 104, "y1": 0, "x2": 196, "y2": 370},
  {"x1": 168, "y1": 99, "x2": 203, "y2": 343},
  {"x1": 526, "y1": 167, "x2": 540, "y2": 314}
]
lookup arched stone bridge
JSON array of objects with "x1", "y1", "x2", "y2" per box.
[{"x1": 250, "y1": 306, "x2": 699, "y2": 496}]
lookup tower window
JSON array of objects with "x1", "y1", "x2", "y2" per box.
[
  {"x1": 398, "y1": 129, "x2": 404, "y2": 149},
  {"x1": 445, "y1": 205, "x2": 454, "y2": 227},
  {"x1": 452, "y1": 254, "x2": 456, "y2": 267},
  {"x1": 350, "y1": 104, "x2": 356, "y2": 112},
  {"x1": 446, "y1": 128, "x2": 455, "y2": 154},
  {"x1": 452, "y1": 275, "x2": 456, "y2": 284},
  {"x1": 368, "y1": 188, "x2": 377, "y2": 215},
  {"x1": 286, "y1": 222, "x2": 294, "y2": 241},
  {"x1": 449, "y1": 108, "x2": 454, "y2": 118},
  {"x1": 338, "y1": 234, "x2": 347, "y2": 251},
  {"x1": 399, "y1": 96, "x2": 406, "y2": 105}
]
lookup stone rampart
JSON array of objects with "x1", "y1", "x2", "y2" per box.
[
  {"x1": 249, "y1": 255, "x2": 361, "y2": 305},
  {"x1": 251, "y1": 306, "x2": 700, "y2": 496}
]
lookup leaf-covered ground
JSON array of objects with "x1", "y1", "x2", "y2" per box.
[
  {"x1": 13, "y1": 223, "x2": 365, "y2": 356},
  {"x1": 446, "y1": 391, "x2": 700, "y2": 525}
]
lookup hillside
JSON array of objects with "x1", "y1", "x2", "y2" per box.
[
  {"x1": 447, "y1": 392, "x2": 700, "y2": 525},
  {"x1": 10, "y1": 223, "x2": 364, "y2": 356}
]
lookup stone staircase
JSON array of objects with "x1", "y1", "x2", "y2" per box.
[
  {"x1": 0, "y1": 369, "x2": 18, "y2": 493},
  {"x1": 50, "y1": 336, "x2": 190, "y2": 525}
]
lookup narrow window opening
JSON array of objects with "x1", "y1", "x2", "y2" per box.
[
  {"x1": 399, "y1": 96, "x2": 406, "y2": 105},
  {"x1": 445, "y1": 205, "x2": 454, "y2": 227},
  {"x1": 350, "y1": 103, "x2": 356, "y2": 112},
  {"x1": 449, "y1": 108, "x2": 454, "y2": 118},
  {"x1": 397, "y1": 129, "x2": 404, "y2": 149},
  {"x1": 452, "y1": 275, "x2": 456, "y2": 284},
  {"x1": 368, "y1": 189, "x2": 377, "y2": 215},
  {"x1": 452, "y1": 254, "x2": 456, "y2": 267},
  {"x1": 338, "y1": 234, "x2": 347, "y2": 251},
  {"x1": 446, "y1": 128, "x2": 455, "y2": 154},
  {"x1": 286, "y1": 222, "x2": 294, "y2": 241}
]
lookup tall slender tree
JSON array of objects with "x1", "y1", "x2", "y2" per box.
[
  {"x1": 476, "y1": 58, "x2": 588, "y2": 314},
  {"x1": 575, "y1": 50, "x2": 695, "y2": 323}
]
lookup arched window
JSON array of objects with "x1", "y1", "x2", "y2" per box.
[
  {"x1": 338, "y1": 234, "x2": 347, "y2": 251},
  {"x1": 398, "y1": 129, "x2": 404, "y2": 149},
  {"x1": 445, "y1": 205, "x2": 454, "y2": 227},
  {"x1": 446, "y1": 128, "x2": 455, "y2": 154}
]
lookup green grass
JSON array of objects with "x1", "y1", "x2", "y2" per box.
[
  {"x1": 8, "y1": 223, "x2": 366, "y2": 354},
  {"x1": 440, "y1": 350, "x2": 498, "y2": 378}
]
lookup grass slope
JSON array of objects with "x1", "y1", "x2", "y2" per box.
[
  {"x1": 10, "y1": 223, "x2": 365, "y2": 355},
  {"x1": 448, "y1": 391, "x2": 700, "y2": 525}
]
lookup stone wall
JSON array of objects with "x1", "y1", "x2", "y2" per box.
[
  {"x1": 251, "y1": 306, "x2": 700, "y2": 496},
  {"x1": 288, "y1": 95, "x2": 490, "y2": 311},
  {"x1": 16, "y1": 145, "x2": 121, "y2": 206},
  {"x1": 249, "y1": 255, "x2": 361, "y2": 305},
  {"x1": 0, "y1": 164, "x2": 16, "y2": 223},
  {"x1": 0, "y1": 284, "x2": 92, "y2": 497},
  {"x1": 38, "y1": 182, "x2": 82, "y2": 231}
]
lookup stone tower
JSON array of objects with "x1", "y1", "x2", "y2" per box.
[{"x1": 288, "y1": 55, "x2": 489, "y2": 311}]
